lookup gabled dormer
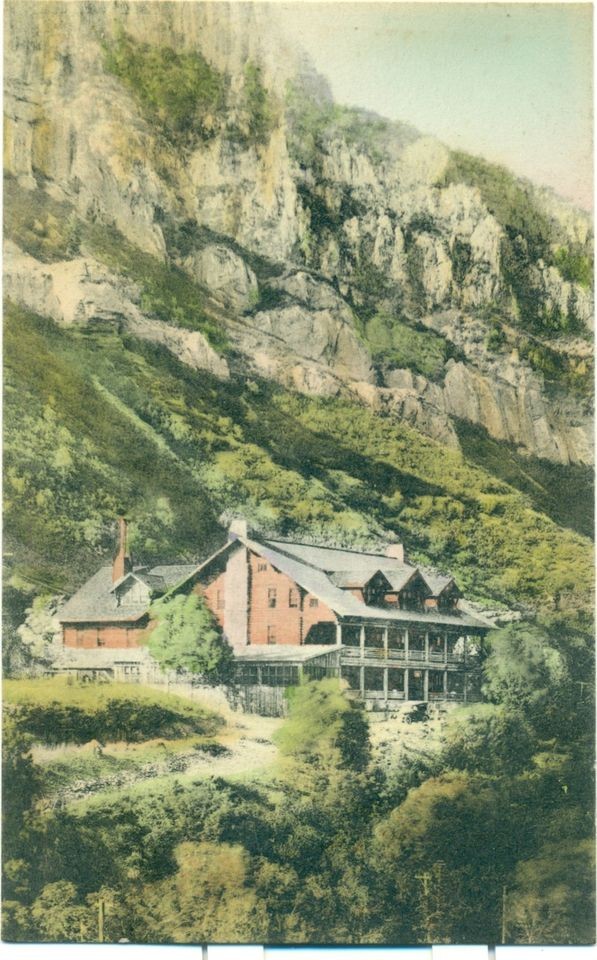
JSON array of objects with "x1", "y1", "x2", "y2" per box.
[
  {"x1": 388, "y1": 568, "x2": 432, "y2": 611},
  {"x1": 110, "y1": 570, "x2": 164, "y2": 609},
  {"x1": 363, "y1": 570, "x2": 393, "y2": 607}
]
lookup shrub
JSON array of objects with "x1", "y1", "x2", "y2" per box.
[
  {"x1": 3, "y1": 678, "x2": 222, "y2": 744},
  {"x1": 147, "y1": 592, "x2": 232, "y2": 680},
  {"x1": 104, "y1": 32, "x2": 227, "y2": 143}
]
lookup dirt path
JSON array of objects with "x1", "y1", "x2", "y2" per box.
[{"x1": 35, "y1": 709, "x2": 283, "y2": 809}]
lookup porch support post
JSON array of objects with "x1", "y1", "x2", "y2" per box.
[
  {"x1": 444, "y1": 632, "x2": 448, "y2": 664},
  {"x1": 443, "y1": 669, "x2": 448, "y2": 698},
  {"x1": 383, "y1": 625, "x2": 389, "y2": 659},
  {"x1": 463, "y1": 672, "x2": 468, "y2": 703},
  {"x1": 359, "y1": 624, "x2": 366, "y2": 658},
  {"x1": 423, "y1": 669, "x2": 429, "y2": 701},
  {"x1": 424, "y1": 630, "x2": 429, "y2": 663},
  {"x1": 463, "y1": 636, "x2": 468, "y2": 666},
  {"x1": 404, "y1": 628, "x2": 409, "y2": 662},
  {"x1": 404, "y1": 668, "x2": 409, "y2": 701},
  {"x1": 336, "y1": 621, "x2": 342, "y2": 646},
  {"x1": 360, "y1": 665, "x2": 365, "y2": 697},
  {"x1": 383, "y1": 667, "x2": 388, "y2": 706}
]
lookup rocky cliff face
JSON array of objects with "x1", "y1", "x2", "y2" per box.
[{"x1": 4, "y1": 0, "x2": 593, "y2": 465}]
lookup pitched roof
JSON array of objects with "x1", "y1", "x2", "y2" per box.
[
  {"x1": 110, "y1": 570, "x2": 166, "y2": 593},
  {"x1": 382, "y1": 566, "x2": 428, "y2": 593},
  {"x1": 246, "y1": 536, "x2": 488, "y2": 631},
  {"x1": 58, "y1": 533, "x2": 489, "y2": 632},
  {"x1": 264, "y1": 539, "x2": 404, "y2": 574},
  {"x1": 423, "y1": 572, "x2": 459, "y2": 597},
  {"x1": 149, "y1": 564, "x2": 198, "y2": 588},
  {"x1": 59, "y1": 562, "x2": 201, "y2": 624}
]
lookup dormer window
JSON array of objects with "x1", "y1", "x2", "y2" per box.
[{"x1": 363, "y1": 571, "x2": 393, "y2": 607}]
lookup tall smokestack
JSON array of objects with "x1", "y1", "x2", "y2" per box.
[{"x1": 112, "y1": 516, "x2": 132, "y2": 582}]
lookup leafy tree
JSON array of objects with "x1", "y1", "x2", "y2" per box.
[
  {"x1": 272, "y1": 680, "x2": 378, "y2": 942},
  {"x1": 372, "y1": 771, "x2": 538, "y2": 943},
  {"x1": 2, "y1": 716, "x2": 42, "y2": 864},
  {"x1": 147, "y1": 592, "x2": 232, "y2": 680},
  {"x1": 275, "y1": 678, "x2": 370, "y2": 793},
  {"x1": 483, "y1": 623, "x2": 568, "y2": 713},
  {"x1": 141, "y1": 841, "x2": 267, "y2": 943},
  {"x1": 509, "y1": 839, "x2": 595, "y2": 944},
  {"x1": 30, "y1": 881, "x2": 91, "y2": 942},
  {"x1": 441, "y1": 703, "x2": 536, "y2": 775}
]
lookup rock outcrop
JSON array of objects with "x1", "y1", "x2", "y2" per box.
[
  {"x1": 4, "y1": 241, "x2": 230, "y2": 379},
  {"x1": 4, "y1": 0, "x2": 593, "y2": 465}
]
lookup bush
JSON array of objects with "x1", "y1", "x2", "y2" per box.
[
  {"x1": 554, "y1": 245, "x2": 593, "y2": 289},
  {"x1": 365, "y1": 314, "x2": 449, "y2": 380},
  {"x1": 104, "y1": 32, "x2": 227, "y2": 143},
  {"x1": 147, "y1": 592, "x2": 232, "y2": 680},
  {"x1": 4, "y1": 678, "x2": 222, "y2": 744}
]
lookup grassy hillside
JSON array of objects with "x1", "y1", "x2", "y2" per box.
[
  {"x1": 4, "y1": 301, "x2": 592, "y2": 635},
  {"x1": 4, "y1": 677, "x2": 222, "y2": 743}
]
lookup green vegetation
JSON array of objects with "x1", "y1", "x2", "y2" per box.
[
  {"x1": 364, "y1": 313, "x2": 453, "y2": 380},
  {"x1": 3, "y1": 674, "x2": 594, "y2": 944},
  {"x1": 554, "y1": 244, "x2": 593, "y2": 288},
  {"x1": 4, "y1": 178, "x2": 80, "y2": 263},
  {"x1": 104, "y1": 36, "x2": 277, "y2": 150},
  {"x1": 455, "y1": 420, "x2": 594, "y2": 538},
  {"x1": 440, "y1": 151, "x2": 592, "y2": 336},
  {"x1": 4, "y1": 678, "x2": 222, "y2": 744},
  {"x1": 4, "y1": 179, "x2": 226, "y2": 349},
  {"x1": 440, "y1": 150, "x2": 557, "y2": 258},
  {"x1": 286, "y1": 83, "x2": 415, "y2": 169},
  {"x1": 236, "y1": 61, "x2": 278, "y2": 146},
  {"x1": 104, "y1": 32, "x2": 227, "y2": 142},
  {"x1": 4, "y1": 303, "x2": 592, "y2": 633},
  {"x1": 147, "y1": 593, "x2": 232, "y2": 679},
  {"x1": 84, "y1": 220, "x2": 227, "y2": 349}
]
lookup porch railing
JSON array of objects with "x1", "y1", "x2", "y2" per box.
[{"x1": 342, "y1": 647, "x2": 468, "y2": 664}]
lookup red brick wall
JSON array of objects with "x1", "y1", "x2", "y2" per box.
[
  {"x1": 63, "y1": 621, "x2": 147, "y2": 648},
  {"x1": 197, "y1": 571, "x2": 226, "y2": 628},
  {"x1": 247, "y1": 551, "x2": 336, "y2": 645}
]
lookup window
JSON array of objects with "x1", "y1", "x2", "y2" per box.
[
  {"x1": 289, "y1": 588, "x2": 299, "y2": 608},
  {"x1": 123, "y1": 664, "x2": 140, "y2": 676},
  {"x1": 268, "y1": 587, "x2": 277, "y2": 608},
  {"x1": 97, "y1": 633, "x2": 105, "y2": 648},
  {"x1": 258, "y1": 562, "x2": 268, "y2": 572},
  {"x1": 309, "y1": 598, "x2": 319, "y2": 608},
  {"x1": 75, "y1": 629, "x2": 85, "y2": 647},
  {"x1": 267, "y1": 625, "x2": 276, "y2": 644},
  {"x1": 217, "y1": 590, "x2": 225, "y2": 610}
]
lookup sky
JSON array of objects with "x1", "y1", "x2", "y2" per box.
[{"x1": 275, "y1": 2, "x2": 593, "y2": 210}]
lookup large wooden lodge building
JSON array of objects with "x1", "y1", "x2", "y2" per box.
[{"x1": 57, "y1": 518, "x2": 491, "y2": 711}]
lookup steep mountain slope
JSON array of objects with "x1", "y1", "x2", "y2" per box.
[
  {"x1": 3, "y1": 0, "x2": 593, "y2": 636},
  {"x1": 5, "y1": 0, "x2": 593, "y2": 464}
]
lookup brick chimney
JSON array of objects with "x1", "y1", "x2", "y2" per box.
[
  {"x1": 112, "y1": 516, "x2": 132, "y2": 582},
  {"x1": 385, "y1": 542, "x2": 404, "y2": 563},
  {"x1": 228, "y1": 517, "x2": 248, "y2": 541}
]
